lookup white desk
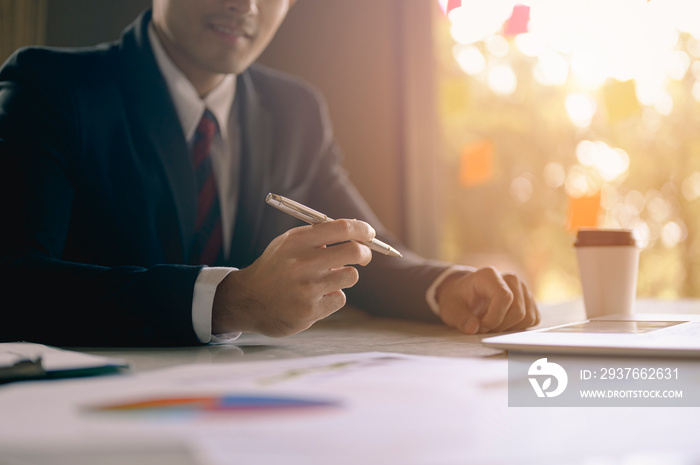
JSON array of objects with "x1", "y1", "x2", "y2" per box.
[
  {"x1": 2, "y1": 299, "x2": 700, "y2": 465},
  {"x1": 82, "y1": 297, "x2": 596, "y2": 371},
  {"x1": 83, "y1": 298, "x2": 700, "y2": 367}
]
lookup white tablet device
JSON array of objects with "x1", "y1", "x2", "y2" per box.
[{"x1": 481, "y1": 313, "x2": 700, "y2": 357}]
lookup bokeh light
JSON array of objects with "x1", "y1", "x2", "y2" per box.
[{"x1": 437, "y1": 0, "x2": 700, "y2": 301}]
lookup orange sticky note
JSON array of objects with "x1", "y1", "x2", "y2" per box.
[
  {"x1": 503, "y1": 5, "x2": 530, "y2": 36},
  {"x1": 603, "y1": 79, "x2": 640, "y2": 123},
  {"x1": 566, "y1": 191, "x2": 601, "y2": 232},
  {"x1": 459, "y1": 139, "x2": 494, "y2": 187}
]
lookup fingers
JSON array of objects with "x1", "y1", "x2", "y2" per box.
[
  {"x1": 302, "y1": 219, "x2": 376, "y2": 249},
  {"x1": 323, "y1": 239, "x2": 373, "y2": 268},
  {"x1": 319, "y1": 289, "x2": 347, "y2": 314},
  {"x1": 476, "y1": 270, "x2": 539, "y2": 333},
  {"x1": 489, "y1": 274, "x2": 529, "y2": 332},
  {"x1": 319, "y1": 265, "x2": 360, "y2": 295},
  {"x1": 505, "y1": 280, "x2": 540, "y2": 331},
  {"x1": 439, "y1": 267, "x2": 540, "y2": 335},
  {"x1": 222, "y1": 220, "x2": 373, "y2": 338},
  {"x1": 279, "y1": 220, "x2": 373, "y2": 273},
  {"x1": 460, "y1": 267, "x2": 514, "y2": 331},
  {"x1": 279, "y1": 219, "x2": 373, "y2": 266}
]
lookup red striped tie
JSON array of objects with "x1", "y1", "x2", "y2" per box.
[{"x1": 189, "y1": 110, "x2": 224, "y2": 265}]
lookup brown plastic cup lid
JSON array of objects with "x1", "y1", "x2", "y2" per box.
[{"x1": 574, "y1": 229, "x2": 637, "y2": 247}]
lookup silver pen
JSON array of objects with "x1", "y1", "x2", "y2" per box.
[{"x1": 265, "y1": 193, "x2": 402, "y2": 258}]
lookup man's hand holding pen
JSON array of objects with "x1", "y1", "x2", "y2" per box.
[{"x1": 212, "y1": 219, "x2": 375, "y2": 337}]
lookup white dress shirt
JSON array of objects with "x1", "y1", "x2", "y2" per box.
[{"x1": 148, "y1": 23, "x2": 468, "y2": 343}]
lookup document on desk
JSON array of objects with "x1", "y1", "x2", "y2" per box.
[
  {"x1": 0, "y1": 342, "x2": 128, "y2": 382},
  {"x1": 4, "y1": 351, "x2": 699, "y2": 465},
  {"x1": 0, "y1": 352, "x2": 506, "y2": 464}
]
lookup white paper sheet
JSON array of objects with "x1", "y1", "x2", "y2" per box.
[{"x1": 1, "y1": 351, "x2": 699, "y2": 465}]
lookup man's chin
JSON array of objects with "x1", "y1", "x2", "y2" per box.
[{"x1": 212, "y1": 59, "x2": 256, "y2": 76}]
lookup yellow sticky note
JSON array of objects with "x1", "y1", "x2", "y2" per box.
[
  {"x1": 566, "y1": 191, "x2": 601, "y2": 232},
  {"x1": 603, "y1": 79, "x2": 640, "y2": 123},
  {"x1": 459, "y1": 139, "x2": 494, "y2": 187},
  {"x1": 440, "y1": 78, "x2": 471, "y2": 118}
]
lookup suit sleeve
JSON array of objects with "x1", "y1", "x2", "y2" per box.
[
  {"x1": 0, "y1": 51, "x2": 202, "y2": 347},
  {"x1": 302, "y1": 86, "x2": 450, "y2": 324}
]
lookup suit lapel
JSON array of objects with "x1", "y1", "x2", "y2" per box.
[
  {"x1": 229, "y1": 71, "x2": 273, "y2": 268},
  {"x1": 118, "y1": 11, "x2": 275, "y2": 268},
  {"x1": 119, "y1": 11, "x2": 197, "y2": 263}
]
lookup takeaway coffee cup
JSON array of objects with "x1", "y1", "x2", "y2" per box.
[{"x1": 574, "y1": 229, "x2": 640, "y2": 318}]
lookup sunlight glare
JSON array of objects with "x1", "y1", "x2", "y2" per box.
[
  {"x1": 565, "y1": 94, "x2": 597, "y2": 128},
  {"x1": 487, "y1": 63, "x2": 517, "y2": 95},
  {"x1": 453, "y1": 45, "x2": 486, "y2": 75}
]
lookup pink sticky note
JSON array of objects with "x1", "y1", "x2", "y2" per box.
[
  {"x1": 445, "y1": 0, "x2": 461, "y2": 15},
  {"x1": 503, "y1": 4, "x2": 530, "y2": 36}
]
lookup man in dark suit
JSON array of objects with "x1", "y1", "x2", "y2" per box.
[{"x1": 0, "y1": 0, "x2": 539, "y2": 346}]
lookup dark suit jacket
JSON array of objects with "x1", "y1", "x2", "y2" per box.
[{"x1": 0, "y1": 10, "x2": 447, "y2": 346}]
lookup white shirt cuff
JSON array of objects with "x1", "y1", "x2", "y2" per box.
[
  {"x1": 425, "y1": 265, "x2": 476, "y2": 316},
  {"x1": 192, "y1": 267, "x2": 241, "y2": 343}
]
